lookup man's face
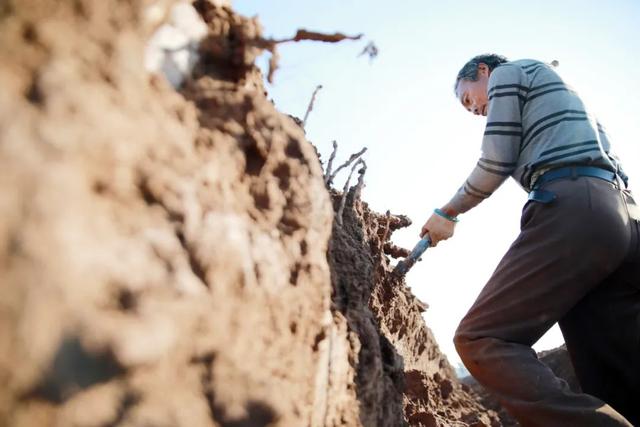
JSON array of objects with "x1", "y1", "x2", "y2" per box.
[{"x1": 455, "y1": 63, "x2": 491, "y2": 116}]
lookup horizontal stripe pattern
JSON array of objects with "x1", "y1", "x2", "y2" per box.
[
  {"x1": 486, "y1": 121, "x2": 522, "y2": 127},
  {"x1": 479, "y1": 158, "x2": 517, "y2": 167},
  {"x1": 539, "y1": 140, "x2": 598, "y2": 157},
  {"x1": 477, "y1": 162, "x2": 513, "y2": 176},
  {"x1": 488, "y1": 92, "x2": 527, "y2": 102},
  {"x1": 488, "y1": 84, "x2": 529, "y2": 96},
  {"x1": 520, "y1": 110, "x2": 589, "y2": 152},
  {"x1": 535, "y1": 146, "x2": 602, "y2": 168},
  {"x1": 483, "y1": 119, "x2": 522, "y2": 140},
  {"x1": 521, "y1": 117, "x2": 590, "y2": 153},
  {"x1": 477, "y1": 157, "x2": 517, "y2": 177},
  {"x1": 484, "y1": 130, "x2": 521, "y2": 136},
  {"x1": 526, "y1": 86, "x2": 569, "y2": 102},
  {"x1": 488, "y1": 80, "x2": 572, "y2": 105},
  {"x1": 522, "y1": 109, "x2": 587, "y2": 141},
  {"x1": 527, "y1": 81, "x2": 565, "y2": 92},
  {"x1": 448, "y1": 58, "x2": 624, "y2": 214},
  {"x1": 464, "y1": 181, "x2": 492, "y2": 199}
]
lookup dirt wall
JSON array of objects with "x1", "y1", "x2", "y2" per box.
[
  {"x1": 0, "y1": 1, "x2": 500, "y2": 426},
  {"x1": 329, "y1": 191, "x2": 500, "y2": 427}
]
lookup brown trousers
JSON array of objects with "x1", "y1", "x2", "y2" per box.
[{"x1": 455, "y1": 176, "x2": 640, "y2": 427}]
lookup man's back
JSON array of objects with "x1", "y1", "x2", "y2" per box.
[{"x1": 491, "y1": 59, "x2": 623, "y2": 189}]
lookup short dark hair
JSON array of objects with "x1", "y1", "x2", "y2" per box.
[{"x1": 454, "y1": 53, "x2": 509, "y2": 92}]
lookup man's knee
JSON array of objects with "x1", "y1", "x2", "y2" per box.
[{"x1": 453, "y1": 320, "x2": 477, "y2": 364}]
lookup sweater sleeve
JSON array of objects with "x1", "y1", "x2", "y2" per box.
[{"x1": 448, "y1": 64, "x2": 527, "y2": 214}]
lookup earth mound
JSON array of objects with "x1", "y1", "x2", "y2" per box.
[{"x1": 0, "y1": 1, "x2": 501, "y2": 426}]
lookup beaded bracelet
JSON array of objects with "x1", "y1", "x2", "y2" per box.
[{"x1": 434, "y1": 208, "x2": 459, "y2": 223}]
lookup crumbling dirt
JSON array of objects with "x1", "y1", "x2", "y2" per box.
[
  {"x1": 1, "y1": 1, "x2": 502, "y2": 426},
  {"x1": 329, "y1": 190, "x2": 501, "y2": 427}
]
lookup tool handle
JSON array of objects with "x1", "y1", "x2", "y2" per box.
[
  {"x1": 394, "y1": 236, "x2": 431, "y2": 275},
  {"x1": 406, "y1": 236, "x2": 431, "y2": 262}
]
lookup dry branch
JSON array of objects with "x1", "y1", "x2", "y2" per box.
[
  {"x1": 324, "y1": 140, "x2": 338, "y2": 185},
  {"x1": 353, "y1": 159, "x2": 367, "y2": 200},
  {"x1": 267, "y1": 48, "x2": 280, "y2": 84},
  {"x1": 274, "y1": 30, "x2": 363, "y2": 44},
  {"x1": 302, "y1": 85, "x2": 323, "y2": 129},
  {"x1": 358, "y1": 41, "x2": 379, "y2": 61},
  {"x1": 379, "y1": 210, "x2": 392, "y2": 257},
  {"x1": 383, "y1": 242, "x2": 410, "y2": 259},
  {"x1": 253, "y1": 30, "x2": 363, "y2": 83},
  {"x1": 336, "y1": 158, "x2": 365, "y2": 226},
  {"x1": 327, "y1": 146, "x2": 367, "y2": 186}
]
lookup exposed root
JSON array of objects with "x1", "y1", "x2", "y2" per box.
[
  {"x1": 267, "y1": 48, "x2": 281, "y2": 84},
  {"x1": 254, "y1": 30, "x2": 363, "y2": 83},
  {"x1": 383, "y1": 242, "x2": 410, "y2": 259},
  {"x1": 353, "y1": 159, "x2": 367, "y2": 200},
  {"x1": 336, "y1": 158, "x2": 365, "y2": 226},
  {"x1": 325, "y1": 142, "x2": 368, "y2": 227},
  {"x1": 326, "y1": 146, "x2": 367, "y2": 187},
  {"x1": 323, "y1": 140, "x2": 338, "y2": 185},
  {"x1": 379, "y1": 210, "x2": 392, "y2": 257},
  {"x1": 272, "y1": 30, "x2": 363, "y2": 44},
  {"x1": 376, "y1": 211, "x2": 412, "y2": 260},
  {"x1": 302, "y1": 84, "x2": 323, "y2": 129}
]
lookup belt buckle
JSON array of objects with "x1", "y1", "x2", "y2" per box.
[
  {"x1": 528, "y1": 189, "x2": 557, "y2": 204},
  {"x1": 570, "y1": 167, "x2": 578, "y2": 180}
]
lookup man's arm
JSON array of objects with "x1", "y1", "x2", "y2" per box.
[
  {"x1": 421, "y1": 65, "x2": 527, "y2": 244},
  {"x1": 449, "y1": 64, "x2": 526, "y2": 213}
]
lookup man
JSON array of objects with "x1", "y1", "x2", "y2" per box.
[{"x1": 420, "y1": 54, "x2": 640, "y2": 426}]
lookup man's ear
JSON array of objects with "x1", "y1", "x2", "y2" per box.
[{"x1": 477, "y1": 63, "x2": 490, "y2": 77}]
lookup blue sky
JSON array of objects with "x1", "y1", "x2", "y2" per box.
[{"x1": 235, "y1": 0, "x2": 640, "y2": 365}]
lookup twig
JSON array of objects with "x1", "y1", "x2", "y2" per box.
[
  {"x1": 327, "y1": 147, "x2": 367, "y2": 186},
  {"x1": 324, "y1": 140, "x2": 338, "y2": 185},
  {"x1": 336, "y1": 158, "x2": 365, "y2": 226},
  {"x1": 267, "y1": 47, "x2": 281, "y2": 84},
  {"x1": 380, "y1": 210, "x2": 392, "y2": 257},
  {"x1": 273, "y1": 30, "x2": 363, "y2": 44},
  {"x1": 383, "y1": 242, "x2": 411, "y2": 259},
  {"x1": 358, "y1": 41, "x2": 379, "y2": 62},
  {"x1": 253, "y1": 30, "x2": 363, "y2": 84},
  {"x1": 302, "y1": 85, "x2": 323, "y2": 129},
  {"x1": 353, "y1": 159, "x2": 367, "y2": 200}
]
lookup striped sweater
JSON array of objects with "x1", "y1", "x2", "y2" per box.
[{"x1": 449, "y1": 59, "x2": 626, "y2": 214}]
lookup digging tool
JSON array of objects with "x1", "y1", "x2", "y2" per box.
[{"x1": 393, "y1": 236, "x2": 431, "y2": 276}]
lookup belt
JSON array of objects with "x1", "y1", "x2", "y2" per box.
[
  {"x1": 533, "y1": 166, "x2": 617, "y2": 189},
  {"x1": 528, "y1": 166, "x2": 619, "y2": 203}
]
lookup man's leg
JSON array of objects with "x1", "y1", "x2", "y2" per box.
[
  {"x1": 454, "y1": 178, "x2": 634, "y2": 427},
  {"x1": 560, "y1": 258, "x2": 640, "y2": 426}
]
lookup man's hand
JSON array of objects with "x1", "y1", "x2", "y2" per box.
[{"x1": 420, "y1": 210, "x2": 457, "y2": 246}]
